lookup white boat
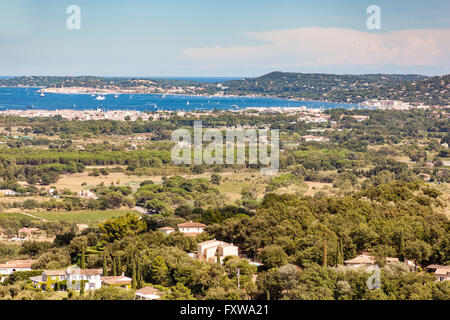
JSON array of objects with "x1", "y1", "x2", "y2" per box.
[
  {"x1": 114, "y1": 94, "x2": 119, "y2": 98},
  {"x1": 40, "y1": 92, "x2": 45, "y2": 97},
  {"x1": 96, "y1": 95, "x2": 106, "y2": 101},
  {"x1": 186, "y1": 101, "x2": 190, "y2": 106}
]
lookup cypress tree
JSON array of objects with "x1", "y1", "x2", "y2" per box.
[
  {"x1": 117, "y1": 256, "x2": 122, "y2": 275},
  {"x1": 80, "y1": 249, "x2": 86, "y2": 270},
  {"x1": 323, "y1": 238, "x2": 327, "y2": 267},
  {"x1": 216, "y1": 248, "x2": 221, "y2": 265},
  {"x1": 102, "y1": 254, "x2": 108, "y2": 276},
  {"x1": 131, "y1": 259, "x2": 137, "y2": 290},
  {"x1": 336, "y1": 237, "x2": 344, "y2": 266},
  {"x1": 112, "y1": 257, "x2": 117, "y2": 276},
  {"x1": 80, "y1": 281, "x2": 85, "y2": 295},
  {"x1": 137, "y1": 259, "x2": 143, "y2": 289}
]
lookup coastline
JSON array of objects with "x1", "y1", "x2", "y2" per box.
[
  {"x1": 37, "y1": 86, "x2": 355, "y2": 105},
  {"x1": 0, "y1": 86, "x2": 437, "y2": 110}
]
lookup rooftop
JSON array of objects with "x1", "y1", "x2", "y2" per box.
[
  {"x1": 101, "y1": 276, "x2": 132, "y2": 285},
  {"x1": 0, "y1": 259, "x2": 36, "y2": 269},
  {"x1": 44, "y1": 270, "x2": 67, "y2": 276},
  {"x1": 178, "y1": 221, "x2": 207, "y2": 228},
  {"x1": 135, "y1": 286, "x2": 160, "y2": 296}
]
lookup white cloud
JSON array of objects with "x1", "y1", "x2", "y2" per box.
[{"x1": 181, "y1": 27, "x2": 450, "y2": 70}]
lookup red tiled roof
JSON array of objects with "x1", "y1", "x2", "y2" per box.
[
  {"x1": 177, "y1": 221, "x2": 206, "y2": 228},
  {"x1": 135, "y1": 286, "x2": 160, "y2": 296},
  {"x1": 44, "y1": 270, "x2": 67, "y2": 276},
  {"x1": 18, "y1": 227, "x2": 41, "y2": 233},
  {"x1": 344, "y1": 254, "x2": 399, "y2": 265},
  {"x1": 0, "y1": 260, "x2": 36, "y2": 269},
  {"x1": 101, "y1": 276, "x2": 132, "y2": 285},
  {"x1": 67, "y1": 268, "x2": 102, "y2": 276}
]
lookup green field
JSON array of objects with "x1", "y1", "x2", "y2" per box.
[
  {"x1": 26, "y1": 210, "x2": 141, "y2": 225},
  {"x1": 0, "y1": 213, "x2": 34, "y2": 220}
]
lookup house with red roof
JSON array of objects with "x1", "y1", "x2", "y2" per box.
[{"x1": 177, "y1": 221, "x2": 206, "y2": 237}]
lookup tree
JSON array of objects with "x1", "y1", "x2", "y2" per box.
[
  {"x1": 278, "y1": 264, "x2": 299, "y2": 292},
  {"x1": 404, "y1": 240, "x2": 432, "y2": 271},
  {"x1": 91, "y1": 287, "x2": 134, "y2": 300},
  {"x1": 145, "y1": 199, "x2": 169, "y2": 214},
  {"x1": 164, "y1": 283, "x2": 195, "y2": 300},
  {"x1": 258, "y1": 245, "x2": 288, "y2": 269},
  {"x1": 211, "y1": 174, "x2": 222, "y2": 185},
  {"x1": 99, "y1": 214, "x2": 146, "y2": 243},
  {"x1": 256, "y1": 268, "x2": 284, "y2": 300},
  {"x1": 80, "y1": 249, "x2": 86, "y2": 270},
  {"x1": 335, "y1": 237, "x2": 344, "y2": 266},
  {"x1": 102, "y1": 254, "x2": 108, "y2": 276},
  {"x1": 80, "y1": 281, "x2": 85, "y2": 295},
  {"x1": 136, "y1": 259, "x2": 143, "y2": 289},
  {"x1": 131, "y1": 258, "x2": 137, "y2": 290},
  {"x1": 111, "y1": 256, "x2": 117, "y2": 276},
  {"x1": 322, "y1": 238, "x2": 327, "y2": 267},
  {"x1": 151, "y1": 256, "x2": 169, "y2": 286},
  {"x1": 69, "y1": 236, "x2": 88, "y2": 269},
  {"x1": 100, "y1": 191, "x2": 125, "y2": 209}
]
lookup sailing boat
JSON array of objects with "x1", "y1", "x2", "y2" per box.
[
  {"x1": 96, "y1": 95, "x2": 106, "y2": 101},
  {"x1": 40, "y1": 90, "x2": 45, "y2": 97},
  {"x1": 186, "y1": 101, "x2": 190, "y2": 106}
]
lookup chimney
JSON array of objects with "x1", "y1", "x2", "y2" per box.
[{"x1": 122, "y1": 272, "x2": 124, "y2": 277}]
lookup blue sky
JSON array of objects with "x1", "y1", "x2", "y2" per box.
[{"x1": 0, "y1": 0, "x2": 449, "y2": 76}]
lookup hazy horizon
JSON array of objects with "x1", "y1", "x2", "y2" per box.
[{"x1": 0, "y1": 71, "x2": 445, "y2": 79}]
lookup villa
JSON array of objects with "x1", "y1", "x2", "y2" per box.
[
  {"x1": 101, "y1": 275, "x2": 132, "y2": 289},
  {"x1": 18, "y1": 227, "x2": 43, "y2": 239},
  {"x1": 177, "y1": 221, "x2": 206, "y2": 237},
  {"x1": 158, "y1": 227, "x2": 175, "y2": 235},
  {"x1": 344, "y1": 253, "x2": 399, "y2": 268},
  {"x1": 0, "y1": 260, "x2": 36, "y2": 281},
  {"x1": 32, "y1": 268, "x2": 103, "y2": 291},
  {"x1": 196, "y1": 239, "x2": 239, "y2": 263},
  {"x1": 425, "y1": 265, "x2": 450, "y2": 282},
  {"x1": 135, "y1": 286, "x2": 161, "y2": 300}
]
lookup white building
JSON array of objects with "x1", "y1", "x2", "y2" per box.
[
  {"x1": 135, "y1": 286, "x2": 161, "y2": 300},
  {"x1": 302, "y1": 135, "x2": 330, "y2": 143},
  {"x1": 78, "y1": 190, "x2": 98, "y2": 199},
  {"x1": 158, "y1": 227, "x2": 175, "y2": 235},
  {"x1": 76, "y1": 224, "x2": 89, "y2": 232},
  {"x1": 177, "y1": 221, "x2": 207, "y2": 237},
  {"x1": 0, "y1": 260, "x2": 36, "y2": 281},
  {"x1": 34, "y1": 268, "x2": 103, "y2": 291},
  {"x1": 344, "y1": 253, "x2": 399, "y2": 268},
  {"x1": 426, "y1": 265, "x2": 450, "y2": 282},
  {"x1": 196, "y1": 239, "x2": 239, "y2": 263},
  {"x1": 0, "y1": 189, "x2": 17, "y2": 196},
  {"x1": 67, "y1": 268, "x2": 103, "y2": 291}
]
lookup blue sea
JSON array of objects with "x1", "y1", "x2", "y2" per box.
[{"x1": 0, "y1": 87, "x2": 360, "y2": 111}]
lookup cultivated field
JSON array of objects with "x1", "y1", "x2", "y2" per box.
[{"x1": 0, "y1": 209, "x2": 140, "y2": 226}]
